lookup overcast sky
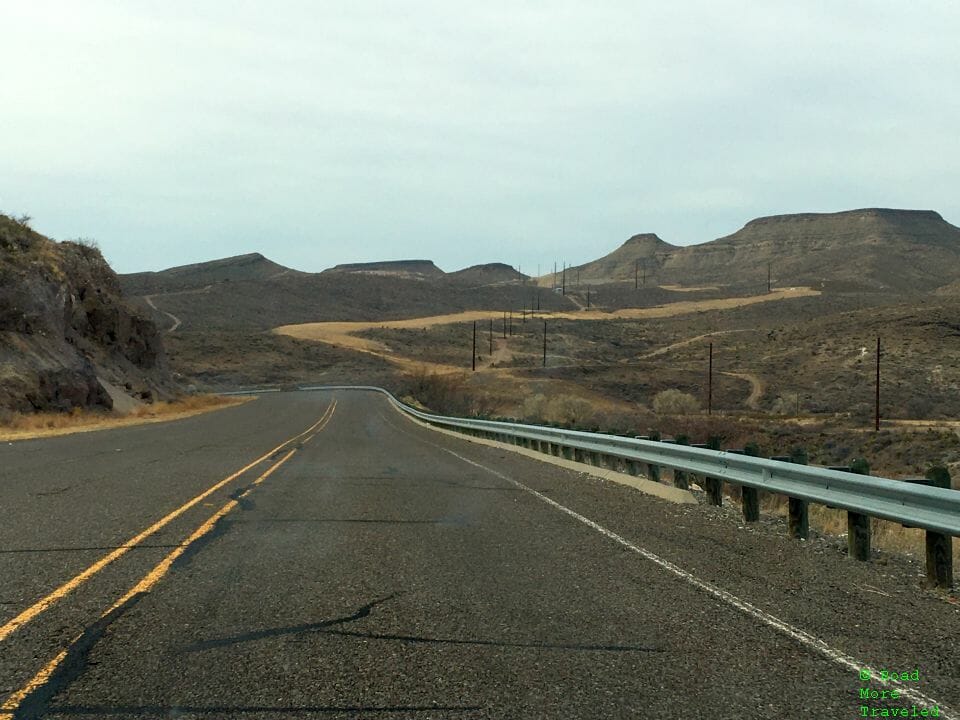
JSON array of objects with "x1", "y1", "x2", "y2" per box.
[{"x1": 2, "y1": 1, "x2": 958, "y2": 274}]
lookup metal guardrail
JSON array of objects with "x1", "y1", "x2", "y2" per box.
[{"x1": 297, "y1": 385, "x2": 957, "y2": 587}]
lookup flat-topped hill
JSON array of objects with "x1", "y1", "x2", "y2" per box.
[
  {"x1": 572, "y1": 209, "x2": 960, "y2": 292},
  {"x1": 447, "y1": 263, "x2": 527, "y2": 285},
  {"x1": 324, "y1": 259, "x2": 444, "y2": 280},
  {"x1": 662, "y1": 208, "x2": 960, "y2": 291}
]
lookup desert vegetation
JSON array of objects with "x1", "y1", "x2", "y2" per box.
[{"x1": 0, "y1": 394, "x2": 250, "y2": 441}]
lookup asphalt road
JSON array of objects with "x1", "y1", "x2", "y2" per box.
[{"x1": 1, "y1": 390, "x2": 957, "y2": 719}]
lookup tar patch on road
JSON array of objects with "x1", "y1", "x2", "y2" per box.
[
  {"x1": 13, "y1": 592, "x2": 147, "y2": 720},
  {"x1": 183, "y1": 594, "x2": 399, "y2": 652}
]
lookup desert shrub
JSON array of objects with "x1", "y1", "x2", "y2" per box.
[
  {"x1": 547, "y1": 394, "x2": 594, "y2": 425},
  {"x1": 403, "y1": 367, "x2": 472, "y2": 416},
  {"x1": 652, "y1": 389, "x2": 700, "y2": 415},
  {"x1": 770, "y1": 393, "x2": 800, "y2": 415},
  {"x1": 518, "y1": 393, "x2": 596, "y2": 426},
  {"x1": 521, "y1": 393, "x2": 548, "y2": 421},
  {"x1": 67, "y1": 237, "x2": 102, "y2": 260}
]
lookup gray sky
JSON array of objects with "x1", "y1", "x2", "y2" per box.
[{"x1": 2, "y1": 1, "x2": 958, "y2": 275}]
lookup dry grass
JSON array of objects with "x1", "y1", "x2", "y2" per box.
[
  {"x1": 0, "y1": 394, "x2": 252, "y2": 441},
  {"x1": 759, "y1": 494, "x2": 960, "y2": 574}
]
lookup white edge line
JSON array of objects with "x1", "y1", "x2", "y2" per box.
[{"x1": 384, "y1": 405, "x2": 954, "y2": 718}]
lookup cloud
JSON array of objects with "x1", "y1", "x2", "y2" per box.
[{"x1": 1, "y1": 1, "x2": 958, "y2": 273}]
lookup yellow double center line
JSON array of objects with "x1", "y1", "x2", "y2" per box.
[{"x1": 1, "y1": 398, "x2": 337, "y2": 714}]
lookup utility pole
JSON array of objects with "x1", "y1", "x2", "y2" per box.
[
  {"x1": 472, "y1": 321, "x2": 476, "y2": 372},
  {"x1": 509, "y1": 311, "x2": 513, "y2": 337},
  {"x1": 522, "y1": 303, "x2": 526, "y2": 322},
  {"x1": 562, "y1": 263, "x2": 566, "y2": 295},
  {"x1": 553, "y1": 261, "x2": 557, "y2": 290},
  {"x1": 489, "y1": 318, "x2": 493, "y2": 356},
  {"x1": 543, "y1": 320, "x2": 547, "y2": 367},
  {"x1": 502, "y1": 311, "x2": 506, "y2": 339},
  {"x1": 708, "y1": 342, "x2": 713, "y2": 415},
  {"x1": 537, "y1": 290, "x2": 541, "y2": 311},
  {"x1": 767, "y1": 262, "x2": 772, "y2": 294},
  {"x1": 642, "y1": 261, "x2": 646, "y2": 287},
  {"x1": 587, "y1": 285, "x2": 591, "y2": 309},
  {"x1": 875, "y1": 336, "x2": 881, "y2": 431}
]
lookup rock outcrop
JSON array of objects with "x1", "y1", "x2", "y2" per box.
[{"x1": 0, "y1": 215, "x2": 174, "y2": 412}]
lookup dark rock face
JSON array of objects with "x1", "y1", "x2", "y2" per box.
[{"x1": 0, "y1": 216, "x2": 173, "y2": 412}]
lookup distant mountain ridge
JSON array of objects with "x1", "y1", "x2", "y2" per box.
[
  {"x1": 573, "y1": 208, "x2": 960, "y2": 291},
  {"x1": 117, "y1": 206, "x2": 960, "y2": 333}
]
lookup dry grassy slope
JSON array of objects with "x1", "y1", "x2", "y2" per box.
[
  {"x1": 120, "y1": 252, "x2": 299, "y2": 295},
  {"x1": 573, "y1": 209, "x2": 960, "y2": 292},
  {"x1": 0, "y1": 215, "x2": 173, "y2": 412}
]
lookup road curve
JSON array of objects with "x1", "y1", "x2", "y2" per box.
[{"x1": 0, "y1": 390, "x2": 957, "y2": 719}]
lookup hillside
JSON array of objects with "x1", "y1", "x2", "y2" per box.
[
  {"x1": 129, "y1": 271, "x2": 576, "y2": 333},
  {"x1": 120, "y1": 252, "x2": 299, "y2": 295},
  {"x1": 574, "y1": 209, "x2": 960, "y2": 292},
  {"x1": 663, "y1": 208, "x2": 960, "y2": 292},
  {"x1": 324, "y1": 259, "x2": 444, "y2": 280},
  {"x1": 570, "y1": 233, "x2": 676, "y2": 283},
  {"x1": 447, "y1": 263, "x2": 527, "y2": 285},
  {"x1": 0, "y1": 216, "x2": 174, "y2": 412}
]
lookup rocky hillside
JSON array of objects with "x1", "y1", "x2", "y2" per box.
[
  {"x1": 0, "y1": 215, "x2": 174, "y2": 412},
  {"x1": 575, "y1": 209, "x2": 960, "y2": 292}
]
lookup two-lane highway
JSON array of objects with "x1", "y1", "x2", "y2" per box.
[{"x1": 1, "y1": 390, "x2": 957, "y2": 718}]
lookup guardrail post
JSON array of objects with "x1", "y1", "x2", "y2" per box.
[
  {"x1": 789, "y1": 451, "x2": 810, "y2": 539},
  {"x1": 562, "y1": 446, "x2": 573, "y2": 460},
  {"x1": 574, "y1": 448, "x2": 585, "y2": 463},
  {"x1": 637, "y1": 434, "x2": 661, "y2": 483},
  {"x1": 772, "y1": 453, "x2": 809, "y2": 540},
  {"x1": 847, "y1": 459, "x2": 872, "y2": 561},
  {"x1": 671, "y1": 436, "x2": 690, "y2": 490},
  {"x1": 703, "y1": 437, "x2": 723, "y2": 506},
  {"x1": 731, "y1": 444, "x2": 760, "y2": 521},
  {"x1": 908, "y1": 468, "x2": 954, "y2": 589}
]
